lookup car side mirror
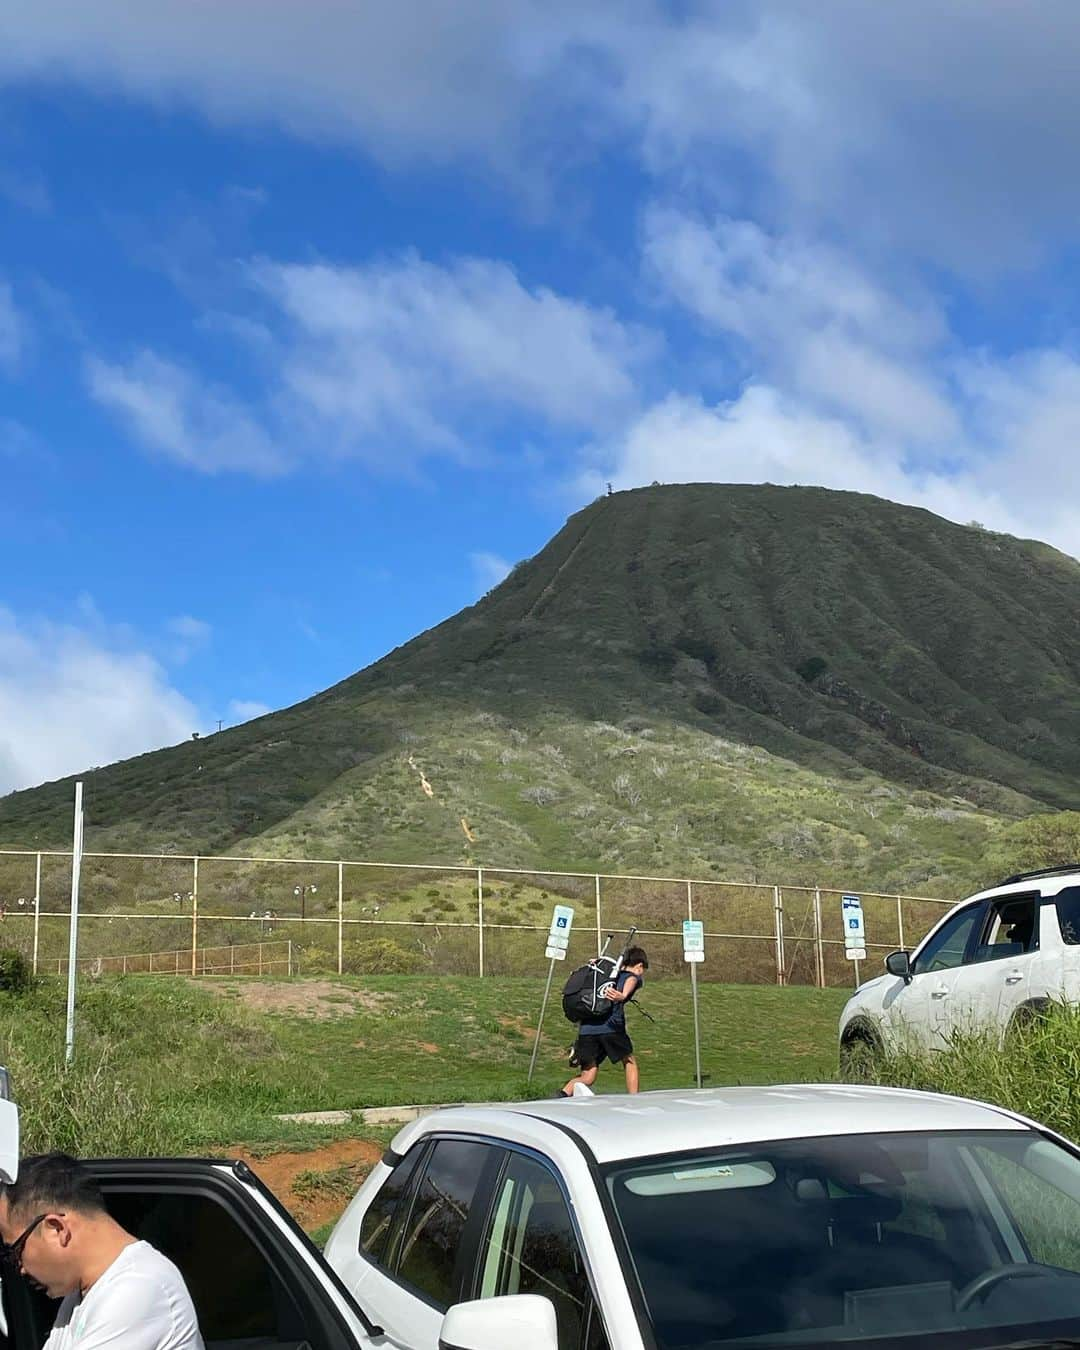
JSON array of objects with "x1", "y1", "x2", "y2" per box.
[
  {"x1": 439, "y1": 1295, "x2": 559, "y2": 1350},
  {"x1": 885, "y1": 950, "x2": 913, "y2": 984}
]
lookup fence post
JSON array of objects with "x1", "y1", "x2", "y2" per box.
[
  {"x1": 190, "y1": 856, "x2": 199, "y2": 977},
  {"x1": 813, "y1": 887, "x2": 825, "y2": 988},
  {"x1": 288, "y1": 939, "x2": 294, "y2": 977},
  {"x1": 896, "y1": 894, "x2": 905, "y2": 950},
  {"x1": 337, "y1": 861, "x2": 344, "y2": 976},
  {"x1": 32, "y1": 851, "x2": 41, "y2": 977},
  {"x1": 477, "y1": 867, "x2": 485, "y2": 977},
  {"x1": 773, "y1": 886, "x2": 785, "y2": 985}
]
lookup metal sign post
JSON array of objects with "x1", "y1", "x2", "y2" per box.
[
  {"x1": 64, "y1": 781, "x2": 84, "y2": 1068},
  {"x1": 683, "y1": 919, "x2": 705, "y2": 1089},
  {"x1": 528, "y1": 905, "x2": 575, "y2": 1083},
  {"x1": 842, "y1": 893, "x2": 866, "y2": 986}
]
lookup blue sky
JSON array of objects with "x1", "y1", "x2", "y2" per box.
[{"x1": 4, "y1": 1, "x2": 1080, "y2": 794}]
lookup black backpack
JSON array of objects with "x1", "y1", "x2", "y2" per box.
[{"x1": 562, "y1": 955, "x2": 620, "y2": 1025}]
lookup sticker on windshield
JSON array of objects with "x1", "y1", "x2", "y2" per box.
[{"x1": 625, "y1": 1161, "x2": 776, "y2": 1195}]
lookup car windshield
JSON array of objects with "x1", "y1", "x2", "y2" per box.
[{"x1": 604, "y1": 1130, "x2": 1080, "y2": 1349}]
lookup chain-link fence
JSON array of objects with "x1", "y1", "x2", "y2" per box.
[{"x1": 0, "y1": 850, "x2": 951, "y2": 987}]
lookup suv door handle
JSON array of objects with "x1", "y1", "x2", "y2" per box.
[
  {"x1": 1004, "y1": 972, "x2": 1023, "y2": 985},
  {"x1": 931, "y1": 987, "x2": 949, "y2": 999}
]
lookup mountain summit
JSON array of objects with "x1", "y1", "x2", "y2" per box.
[{"x1": 4, "y1": 484, "x2": 1080, "y2": 891}]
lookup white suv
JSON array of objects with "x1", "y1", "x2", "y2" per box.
[{"x1": 840, "y1": 863, "x2": 1080, "y2": 1064}]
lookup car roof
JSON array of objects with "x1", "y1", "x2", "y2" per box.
[{"x1": 418, "y1": 1085, "x2": 1031, "y2": 1165}]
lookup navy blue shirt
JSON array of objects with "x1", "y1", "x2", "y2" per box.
[{"x1": 579, "y1": 968, "x2": 643, "y2": 1035}]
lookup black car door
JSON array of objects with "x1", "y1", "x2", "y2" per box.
[{"x1": 0, "y1": 1157, "x2": 381, "y2": 1350}]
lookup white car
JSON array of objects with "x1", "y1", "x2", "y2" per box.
[
  {"x1": 327, "y1": 1083, "x2": 1080, "y2": 1350},
  {"x1": 840, "y1": 863, "x2": 1080, "y2": 1063}
]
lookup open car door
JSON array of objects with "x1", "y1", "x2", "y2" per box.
[{"x1": 0, "y1": 1158, "x2": 384, "y2": 1350}]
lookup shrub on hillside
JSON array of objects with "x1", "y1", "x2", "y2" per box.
[
  {"x1": 863, "y1": 1004, "x2": 1080, "y2": 1141},
  {"x1": 343, "y1": 937, "x2": 421, "y2": 975},
  {"x1": 987, "y1": 811, "x2": 1080, "y2": 878},
  {"x1": 0, "y1": 948, "x2": 32, "y2": 995}
]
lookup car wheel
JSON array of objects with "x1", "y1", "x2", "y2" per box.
[{"x1": 840, "y1": 1030, "x2": 882, "y2": 1083}]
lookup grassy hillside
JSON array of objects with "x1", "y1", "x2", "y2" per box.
[{"x1": 4, "y1": 483, "x2": 1080, "y2": 894}]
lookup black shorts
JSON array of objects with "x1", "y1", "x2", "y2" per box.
[{"x1": 573, "y1": 1030, "x2": 634, "y2": 1068}]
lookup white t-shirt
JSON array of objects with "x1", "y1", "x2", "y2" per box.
[{"x1": 45, "y1": 1240, "x2": 204, "y2": 1350}]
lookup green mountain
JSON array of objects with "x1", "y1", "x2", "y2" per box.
[{"x1": 5, "y1": 483, "x2": 1080, "y2": 895}]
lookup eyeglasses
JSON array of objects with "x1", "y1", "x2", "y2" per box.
[{"x1": 0, "y1": 1213, "x2": 52, "y2": 1269}]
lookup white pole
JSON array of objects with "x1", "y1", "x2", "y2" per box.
[
  {"x1": 337, "y1": 861, "x2": 344, "y2": 976},
  {"x1": 477, "y1": 867, "x2": 484, "y2": 977},
  {"x1": 64, "y1": 782, "x2": 84, "y2": 1068},
  {"x1": 690, "y1": 959, "x2": 703, "y2": 1089},
  {"x1": 32, "y1": 851, "x2": 41, "y2": 977}
]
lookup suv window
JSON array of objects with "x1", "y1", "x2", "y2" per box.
[
  {"x1": 911, "y1": 904, "x2": 982, "y2": 975},
  {"x1": 1055, "y1": 886, "x2": 1080, "y2": 945},
  {"x1": 396, "y1": 1139, "x2": 492, "y2": 1309},
  {"x1": 974, "y1": 894, "x2": 1039, "y2": 963},
  {"x1": 360, "y1": 1143, "x2": 425, "y2": 1265},
  {"x1": 478, "y1": 1152, "x2": 609, "y2": 1350}
]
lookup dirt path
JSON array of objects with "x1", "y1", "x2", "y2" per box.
[{"x1": 231, "y1": 1138, "x2": 384, "y2": 1231}]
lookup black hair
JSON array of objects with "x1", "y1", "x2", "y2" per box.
[
  {"x1": 0, "y1": 1153, "x2": 105, "y2": 1222},
  {"x1": 625, "y1": 945, "x2": 649, "y2": 969}
]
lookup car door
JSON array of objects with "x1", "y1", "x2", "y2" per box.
[
  {"x1": 0, "y1": 1158, "x2": 381, "y2": 1350},
  {"x1": 332, "y1": 1135, "x2": 504, "y2": 1350},
  {"x1": 472, "y1": 1148, "x2": 610, "y2": 1350},
  {"x1": 964, "y1": 892, "x2": 1040, "y2": 1036},
  {"x1": 894, "y1": 902, "x2": 985, "y2": 1048}
]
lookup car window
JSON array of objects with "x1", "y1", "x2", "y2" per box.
[
  {"x1": 360, "y1": 1143, "x2": 425, "y2": 1265},
  {"x1": 479, "y1": 1152, "x2": 609, "y2": 1350},
  {"x1": 912, "y1": 904, "x2": 983, "y2": 974},
  {"x1": 974, "y1": 894, "x2": 1039, "y2": 963},
  {"x1": 396, "y1": 1138, "x2": 492, "y2": 1309},
  {"x1": 606, "y1": 1131, "x2": 1080, "y2": 1347},
  {"x1": 1055, "y1": 886, "x2": 1080, "y2": 945},
  {"x1": 970, "y1": 1140, "x2": 1080, "y2": 1274}
]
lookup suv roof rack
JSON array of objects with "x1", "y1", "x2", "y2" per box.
[{"x1": 997, "y1": 863, "x2": 1080, "y2": 887}]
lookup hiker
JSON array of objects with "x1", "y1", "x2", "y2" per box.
[
  {"x1": 560, "y1": 946, "x2": 649, "y2": 1096},
  {"x1": 0, "y1": 1153, "x2": 205, "y2": 1350}
]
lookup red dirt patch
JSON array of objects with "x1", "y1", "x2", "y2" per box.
[
  {"x1": 230, "y1": 1138, "x2": 383, "y2": 1231},
  {"x1": 200, "y1": 979, "x2": 390, "y2": 1020}
]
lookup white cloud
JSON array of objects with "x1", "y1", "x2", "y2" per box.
[
  {"x1": 470, "y1": 552, "x2": 513, "y2": 593},
  {"x1": 0, "y1": 0, "x2": 591, "y2": 173},
  {"x1": 89, "y1": 252, "x2": 649, "y2": 474},
  {"x1": 0, "y1": 280, "x2": 25, "y2": 372},
  {"x1": 166, "y1": 615, "x2": 212, "y2": 663},
  {"x1": 643, "y1": 208, "x2": 955, "y2": 444},
  {"x1": 5, "y1": 4, "x2": 1080, "y2": 268},
  {"x1": 85, "y1": 351, "x2": 286, "y2": 475},
  {"x1": 0, "y1": 607, "x2": 199, "y2": 796},
  {"x1": 228, "y1": 699, "x2": 270, "y2": 724},
  {"x1": 606, "y1": 2, "x2": 1080, "y2": 271},
  {"x1": 255, "y1": 253, "x2": 649, "y2": 450}
]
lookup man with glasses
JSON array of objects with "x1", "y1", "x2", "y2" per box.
[{"x1": 0, "y1": 1152, "x2": 203, "y2": 1349}]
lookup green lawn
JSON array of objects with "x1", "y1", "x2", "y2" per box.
[{"x1": 1, "y1": 975, "x2": 849, "y2": 1157}]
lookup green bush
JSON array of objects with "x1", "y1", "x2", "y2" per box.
[
  {"x1": 0, "y1": 948, "x2": 32, "y2": 995},
  {"x1": 343, "y1": 937, "x2": 421, "y2": 975},
  {"x1": 866, "y1": 1004, "x2": 1080, "y2": 1141}
]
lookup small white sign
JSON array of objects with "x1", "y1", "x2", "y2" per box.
[
  {"x1": 683, "y1": 919, "x2": 705, "y2": 963},
  {"x1": 842, "y1": 894, "x2": 866, "y2": 961},
  {"x1": 545, "y1": 904, "x2": 574, "y2": 962}
]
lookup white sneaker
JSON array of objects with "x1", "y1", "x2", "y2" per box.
[{"x1": 571, "y1": 1082, "x2": 595, "y2": 1098}]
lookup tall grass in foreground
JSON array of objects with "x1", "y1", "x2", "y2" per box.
[
  {"x1": 873, "y1": 1003, "x2": 1080, "y2": 1141},
  {"x1": 0, "y1": 979, "x2": 287, "y2": 1155}
]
